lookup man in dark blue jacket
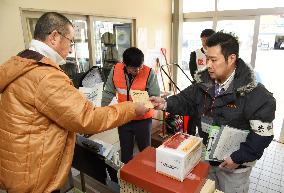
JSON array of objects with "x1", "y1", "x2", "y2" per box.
[{"x1": 150, "y1": 32, "x2": 276, "y2": 193}]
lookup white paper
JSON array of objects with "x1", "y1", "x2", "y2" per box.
[
  {"x1": 211, "y1": 125, "x2": 249, "y2": 161},
  {"x1": 90, "y1": 138, "x2": 114, "y2": 158},
  {"x1": 79, "y1": 82, "x2": 104, "y2": 106}
]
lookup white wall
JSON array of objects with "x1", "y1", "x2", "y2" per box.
[{"x1": 0, "y1": 0, "x2": 172, "y2": 63}]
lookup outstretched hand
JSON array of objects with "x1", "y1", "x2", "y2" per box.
[
  {"x1": 133, "y1": 102, "x2": 149, "y2": 116},
  {"x1": 149, "y1": 96, "x2": 166, "y2": 110}
]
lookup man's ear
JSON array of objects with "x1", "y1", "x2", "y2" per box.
[
  {"x1": 228, "y1": 54, "x2": 237, "y2": 66},
  {"x1": 47, "y1": 30, "x2": 58, "y2": 46}
]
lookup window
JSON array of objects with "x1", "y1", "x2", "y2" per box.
[
  {"x1": 216, "y1": 19, "x2": 255, "y2": 64},
  {"x1": 179, "y1": 21, "x2": 213, "y2": 90},
  {"x1": 25, "y1": 18, "x2": 90, "y2": 72},
  {"x1": 21, "y1": 10, "x2": 134, "y2": 85},
  {"x1": 70, "y1": 19, "x2": 89, "y2": 73},
  {"x1": 181, "y1": 1, "x2": 284, "y2": 140},
  {"x1": 255, "y1": 15, "x2": 284, "y2": 139},
  {"x1": 183, "y1": 0, "x2": 214, "y2": 13},
  {"x1": 22, "y1": 12, "x2": 90, "y2": 75},
  {"x1": 94, "y1": 20, "x2": 132, "y2": 67},
  {"x1": 182, "y1": 21, "x2": 213, "y2": 66},
  {"x1": 218, "y1": 0, "x2": 284, "y2": 10}
]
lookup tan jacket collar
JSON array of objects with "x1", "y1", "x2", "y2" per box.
[{"x1": 0, "y1": 50, "x2": 63, "y2": 93}]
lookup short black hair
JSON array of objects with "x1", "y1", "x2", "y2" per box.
[
  {"x1": 200, "y1": 29, "x2": 215, "y2": 38},
  {"x1": 206, "y1": 31, "x2": 239, "y2": 60},
  {"x1": 123, "y1": 47, "x2": 144, "y2": 67},
  {"x1": 34, "y1": 12, "x2": 73, "y2": 41}
]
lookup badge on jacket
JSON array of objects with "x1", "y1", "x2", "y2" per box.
[{"x1": 198, "y1": 59, "x2": 204, "y2": 65}]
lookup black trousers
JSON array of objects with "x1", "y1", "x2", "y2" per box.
[
  {"x1": 187, "y1": 115, "x2": 209, "y2": 144},
  {"x1": 187, "y1": 115, "x2": 201, "y2": 136},
  {"x1": 118, "y1": 118, "x2": 152, "y2": 164}
]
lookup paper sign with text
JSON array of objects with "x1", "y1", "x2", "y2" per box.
[{"x1": 130, "y1": 90, "x2": 154, "y2": 109}]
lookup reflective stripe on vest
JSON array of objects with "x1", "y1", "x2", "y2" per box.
[
  {"x1": 113, "y1": 63, "x2": 154, "y2": 120},
  {"x1": 116, "y1": 87, "x2": 127, "y2": 95}
]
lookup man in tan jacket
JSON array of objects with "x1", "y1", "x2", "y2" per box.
[{"x1": 0, "y1": 12, "x2": 148, "y2": 193}]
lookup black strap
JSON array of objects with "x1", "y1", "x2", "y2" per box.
[
  {"x1": 209, "y1": 160, "x2": 247, "y2": 169},
  {"x1": 51, "y1": 190, "x2": 60, "y2": 193}
]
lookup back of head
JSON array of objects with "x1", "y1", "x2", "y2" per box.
[
  {"x1": 123, "y1": 47, "x2": 144, "y2": 67},
  {"x1": 206, "y1": 31, "x2": 239, "y2": 60},
  {"x1": 200, "y1": 29, "x2": 215, "y2": 38},
  {"x1": 34, "y1": 12, "x2": 73, "y2": 41}
]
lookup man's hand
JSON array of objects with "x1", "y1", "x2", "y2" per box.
[
  {"x1": 133, "y1": 102, "x2": 149, "y2": 116},
  {"x1": 219, "y1": 157, "x2": 240, "y2": 170},
  {"x1": 149, "y1": 96, "x2": 166, "y2": 110}
]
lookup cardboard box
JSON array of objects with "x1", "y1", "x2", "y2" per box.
[
  {"x1": 156, "y1": 133, "x2": 202, "y2": 181},
  {"x1": 120, "y1": 147, "x2": 210, "y2": 193}
]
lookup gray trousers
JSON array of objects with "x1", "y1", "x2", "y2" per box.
[{"x1": 208, "y1": 166, "x2": 252, "y2": 193}]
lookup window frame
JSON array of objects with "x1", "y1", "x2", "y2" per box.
[{"x1": 20, "y1": 9, "x2": 136, "y2": 69}]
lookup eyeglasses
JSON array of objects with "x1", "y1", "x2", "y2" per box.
[
  {"x1": 126, "y1": 66, "x2": 143, "y2": 72},
  {"x1": 57, "y1": 31, "x2": 75, "y2": 47}
]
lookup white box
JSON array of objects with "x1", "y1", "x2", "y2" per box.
[{"x1": 156, "y1": 132, "x2": 202, "y2": 181}]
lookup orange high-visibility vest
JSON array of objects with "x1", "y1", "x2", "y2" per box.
[{"x1": 113, "y1": 63, "x2": 154, "y2": 120}]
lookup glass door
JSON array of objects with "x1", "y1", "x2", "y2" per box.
[
  {"x1": 180, "y1": 21, "x2": 213, "y2": 90},
  {"x1": 216, "y1": 18, "x2": 255, "y2": 65},
  {"x1": 255, "y1": 15, "x2": 284, "y2": 140}
]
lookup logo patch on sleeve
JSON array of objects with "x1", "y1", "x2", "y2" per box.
[{"x1": 250, "y1": 120, "x2": 274, "y2": 136}]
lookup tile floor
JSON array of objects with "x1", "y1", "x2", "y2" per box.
[{"x1": 248, "y1": 140, "x2": 284, "y2": 193}]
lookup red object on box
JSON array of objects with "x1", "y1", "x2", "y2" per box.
[
  {"x1": 163, "y1": 132, "x2": 189, "y2": 149},
  {"x1": 120, "y1": 147, "x2": 210, "y2": 193}
]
